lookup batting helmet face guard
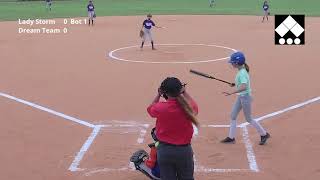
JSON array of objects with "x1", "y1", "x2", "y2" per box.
[{"x1": 229, "y1": 51, "x2": 246, "y2": 66}]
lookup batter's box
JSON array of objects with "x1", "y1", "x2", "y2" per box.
[
  {"x1": 193, "y1": 125, "x2": 259, "y2": 173},
  {"x1": 70, "y1": 123, "x2": 150, "y2": 173}
]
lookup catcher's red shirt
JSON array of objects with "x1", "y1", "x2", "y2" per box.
[{"x1": 147, "y1": 99, "x2": 198, "y2": 145}]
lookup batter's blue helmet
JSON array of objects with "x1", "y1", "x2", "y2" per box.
[{"x1": 229, "y1": 51, "x2": 245, "y2": 65}]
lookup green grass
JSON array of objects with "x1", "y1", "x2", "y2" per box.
[{"x1": 0, "y1": 0, "x2": 319, "y2": 21}]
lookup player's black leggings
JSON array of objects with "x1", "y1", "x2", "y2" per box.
[{"x1": 157, "y1": 142, "x2": 194, "y2": 180}]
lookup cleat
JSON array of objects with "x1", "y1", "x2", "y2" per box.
[
  {"x1": 221, "y1": 137, "x2": 235, "y2": 144},
  {"x1": 259, "y1": 133, "x2": 270, "y2": 145}
]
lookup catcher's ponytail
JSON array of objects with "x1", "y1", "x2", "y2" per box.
[
  {"x1": 176, "y1": 95, "x2": 199, "y2": 127},
  {"x1": 244, "y1": 63, "x2": 250, "y2": 73}
]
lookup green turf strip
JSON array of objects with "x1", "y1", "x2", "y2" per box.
[{"x1": 0, "y1": 0, "x2": 319, "y2": 21}]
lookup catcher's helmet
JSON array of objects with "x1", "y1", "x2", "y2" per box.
[
  {"x1": 229, "y1": 51, "x2": 245, "y2": 65},
  {"x1": 160, "y1": 77, "x2": 184, "y2": 99}
]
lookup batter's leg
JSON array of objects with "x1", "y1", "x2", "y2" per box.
[{"x1": 221, "y1": 96, "x2": 242, "y2": 143}]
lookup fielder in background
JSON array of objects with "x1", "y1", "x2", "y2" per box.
[
  {"x1": 140, "y1": 14, "x2": 163, "y2": 50},
  {"x1": 87, "y1": 0, "x2": 95, "y2": 26},
  {"x1": 209, "y1": 0, "x2": 215, "y2": 8},
  {"x1": 262, "y1": 0, "x2": 270, "y2": 22},
  {"x1": 221, "y1": 52, "x2": 271, "y2": 145},
  {"x1": 45, "y1": 0, "x2": 52, "y2": 11}
]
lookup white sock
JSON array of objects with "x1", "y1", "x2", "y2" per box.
[
  {"x1": 250, "y1": 120, "x2": 267, "y2": 136},
  {"x1": 228, "y1": 120, "x2": 237, "y2": 139}
]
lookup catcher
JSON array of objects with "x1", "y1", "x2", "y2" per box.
[
  {"x1": 130, "y1": 128, "x2": 161, "y2": 180},
  {"x1": 140, "y1": 14, "x2": 163, "y2": 50}
]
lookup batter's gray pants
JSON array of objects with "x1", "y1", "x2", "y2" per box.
[
  {"x1": 231, "y1": 94, "x2": 253, "y2": 122},
  {"x1": 229, "y1": 94, "x2": 267, "y2": 138}
]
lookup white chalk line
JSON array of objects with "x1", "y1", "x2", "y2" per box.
[
  {"x1": 193, "y1": 132, "x2": 254, "y2": 174},
  {"x1": 193, "y1": 124, "x2": 199, "y2": 136},
  {"x1": 71, "y1": 123, "x2": 151, "y2": 171},
  {"x1": 72, "y1": 96, "x2": 320, "y2": 172},
  {"x1": 205, "y1": 124, "x2": 230, "y2": 128},
  {"x1": 0, "y1": 92, "x2": 151, "y2": 171},
  {"x1": 69, "y1": 125, "x2": 103, "y2": 172},
  {"x1": 100, "y1": 124, "x2": 149, "y2": 128},
  {"x1": 196, "y1": 167, "x2": 250, "y2": 173},
  {"x1": 85, "y1": 167, "x2": 131, "y2": 176},
  {"x1": 2, "y1": 91, "x2": 319, "y2": 174},
  {"x1": 0, "y1": 92, "x2": 95, "y2": 128},
  {"x1": 239, "y1": 96, "x2": 320, "y2": 127},
  {"x1": 241, "y1": 126, "x2": 259, "y2": 172},
  {"x1": 137, "y1": 124, "x2": 150, "y2": 144},
  {"x1": 70, "y1": 123, "x2": 150, "y2": 172},
  {"x1": 108, "y1": 43, "x2": 237, "y2": 64},
  {"x1": 84, "y1": 165, "x2": 250, "y2": 176}
]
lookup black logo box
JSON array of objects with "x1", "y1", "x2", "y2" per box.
[{"x1": 275, "y1": 15, "x2": 305, "y2": 45}]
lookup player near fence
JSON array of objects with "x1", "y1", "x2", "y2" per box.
[
  {"x1": 221, "y1": 52, "x2": 271, "y2": 145},
  {"x1": 45, "y1": 0, "x2": 52, "y2": 11},
  {"x1": 262, "y1": 0, "x2": 270, "y2": 22},
  {"x1": 147, "y1": 77, "x2": 199, "y2": 180},
  {"x1": 140, "y1": 14, "x2": 163, "y2": 50},
  {"x1": 209, "y1": 0, "x2": 215, "y2": 8},
  {"x1": 87, "y1": 0, "x2": 95, "y2": 26}
]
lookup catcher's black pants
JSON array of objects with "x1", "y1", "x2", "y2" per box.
[{"x1": 157, "y1": 142, "x2": 194, "y2": 180}]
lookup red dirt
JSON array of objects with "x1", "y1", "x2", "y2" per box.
[{"x1": 0, "y1": 15, "x2": 319, "y2": 180}]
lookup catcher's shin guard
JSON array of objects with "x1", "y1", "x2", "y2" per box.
[{"x1": 135, "y1": 163, "x2": 161, "y2": 180}]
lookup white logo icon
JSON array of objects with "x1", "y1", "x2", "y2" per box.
[{"x1": 275, "y1": 15, "x2": 304, "y2": 45}]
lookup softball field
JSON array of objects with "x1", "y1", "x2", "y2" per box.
[{"x1": 0, "y1": 1, "x2": 320, "y2": 180}]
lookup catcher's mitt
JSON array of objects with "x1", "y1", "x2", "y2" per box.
[
  {"x1": 139, "y1": 30, "x2": 144, "y2": 38},
  {"x1": 130, "y1": 149, "x2": 149, "y2": 164}
]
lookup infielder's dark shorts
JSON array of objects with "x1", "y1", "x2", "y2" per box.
[{"x1": 157, "y1": 142, "x2": 194, "y2": 180}]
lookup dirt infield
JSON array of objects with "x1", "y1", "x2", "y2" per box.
[{"x1": 0, "y1": 15, "x2": 319, "y2": 180}]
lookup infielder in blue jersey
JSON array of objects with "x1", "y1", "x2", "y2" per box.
[
  {"x1": 262, "y1": 0, "x2": 270, "y2": 22},
  {"x1": 140, "y1": 14, "x2": 163, "y2": 50},
  {"x1": 87, "y1": 0, "x2": 95, "y2": 26}
]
